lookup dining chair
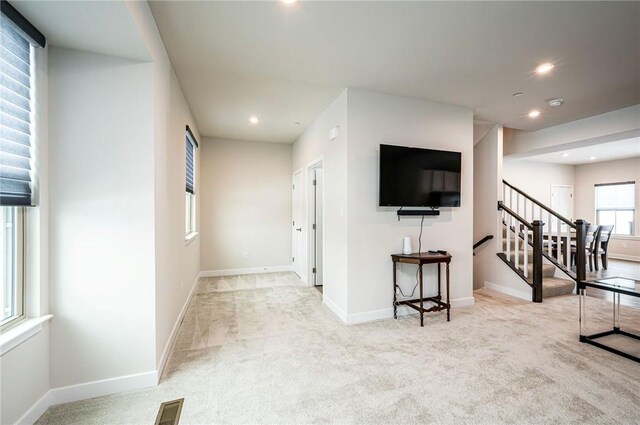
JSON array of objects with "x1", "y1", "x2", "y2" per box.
[
  {"x1": 595, "y1": 225, "x2": 614, "y2": 270},
  {"x1": 571, "y1": 225, "x2": 599, "y2": 271}
]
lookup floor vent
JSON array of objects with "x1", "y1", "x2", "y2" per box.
[{"x1": 155, "y1": 398, "x2": 184, "y2": 425}]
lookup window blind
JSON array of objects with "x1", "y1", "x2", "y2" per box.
[
  {"x1": 185, "y1": 126, "x2": 198, "y2": 195},
  {"x1": 595, "y1": 182, "x2": 635, "y2": 210},
  {"x1": 1, "y1": 16, "x2": 33, "y2": 206}
]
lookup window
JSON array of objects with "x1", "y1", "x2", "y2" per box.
[
  {"x1": 185, "y1": 126, "x2": 198, "y2": 237},
  {"x1": 1, "y1": 207, "x2": 24, "y2": 328},
  {"x1": 0, "y1": 4, "x2": 44, "y2": 329},
  {"x1": 595, "y1": 182, "x2": 635, "y2": 236}
]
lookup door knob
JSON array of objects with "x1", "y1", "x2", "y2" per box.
[{"x1": 296, "y1": 228, "x2": 302, "y2": 231}]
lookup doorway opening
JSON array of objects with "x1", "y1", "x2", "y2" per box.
[
  {"x1": 550, "y1": 184, "x2": 574, "y2": 231},
  {"x1": 308, "y1": 161, "x2": 324, "y2": 288}
]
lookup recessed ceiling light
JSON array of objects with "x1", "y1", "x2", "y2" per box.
[
  {"x1": 249, "y1": 116, "x2": 259, "y2": 125},
  {"x1": 281, "y1": 0, "x2": 298, "y2": 4},
  {"x1": 513, "y1": 92, "x2": 524, "y2": 97},
  {"x1": 547, "y1": 98, "x2": 564, "y2": 107},
  {"x1": 535, "y1": 62, "x2": 555, "y2": 74},
  {"x1": 528, "y1": 109, "x2": 541, "y2": 118},
  {"x1": 589, "y1": 156, "x2": 597, "y2": 161},
  {"x1": 562, "y1": 153, "x2": 569, "y2": 158}
]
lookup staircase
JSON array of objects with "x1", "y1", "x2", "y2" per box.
[
  {"x1": 499, "y1": 229, "x2": 576, "y2": 299},
  {"x1": 496, "y1": 180, "x2": 588, "y2": 302}
]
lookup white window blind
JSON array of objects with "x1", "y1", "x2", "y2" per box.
[
  {"x1": 595, "y1": 182, "x2": 635, "y2": 210},
  {"x1": 0, "y1": 17, "x2": 33, "y2": 206}
]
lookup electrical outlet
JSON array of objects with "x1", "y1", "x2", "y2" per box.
[
  {"x1": 242, "y1": 251, "x2": 249, "y2": 259},
  {"x1": 621, "y1": 242, "x2": 627, "y2": 249}
]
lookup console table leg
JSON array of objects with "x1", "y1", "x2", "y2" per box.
[
  {"x1": 419, "y1": 264, "x2": 424, "y2": 327},
  {"x1": 393, "y1": 261, "x2": 397, "y2": 319},
  {"x1": 446, "y1": 262, "x2": 451, "y2": 322},
  {"x1": 437, "y1": 264, "x2": 442, "y2": 301}
]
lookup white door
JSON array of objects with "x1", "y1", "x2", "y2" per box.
[
  {"x1": 313, "y1": 167, "x2": 324, "y2": 285},
  {"x1": 550, "y1": 185, "x2": 573, "y2": 230},
  {"x1": 292, "y1": 171, "x2": 304, "y2": 278}
]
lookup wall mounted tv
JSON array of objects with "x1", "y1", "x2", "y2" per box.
[{"x1": 379, "y1": 144, "x2": 461, "y2": 207}]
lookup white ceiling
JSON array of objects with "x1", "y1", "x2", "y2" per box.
[
  {"x1": 150, "y1": 1, "x2": 640, "y2": 143},
  {"x1": 12, "y1": 1, "x2": 149, "y2": 61},
  {"x1": 522, "y1": 137, "x2": 640, "y2": 165}
]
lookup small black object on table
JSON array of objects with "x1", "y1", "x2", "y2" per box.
[
  {"x1": 391, "y1": 252, "x2": 451, "y2": 326},
  {"x1": 578, "y1": 277, "x2": 640, "y2": 363}
]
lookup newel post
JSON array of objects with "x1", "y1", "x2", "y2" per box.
[
  {"x1": 531, "y1": 220, "x2": 544, "y2": 303},
  {"x1": 574, "y1": 219, "x2": 587, "y2": 285}
]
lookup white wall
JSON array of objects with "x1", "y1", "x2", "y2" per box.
[
  {"x1": 575, "y1": 157, "x2": 640, "y2": 260},
  {"x1": 292, "y1": 90, "x2": 348, "y2": 317},
  {"x1": 0, "y1": 45, "x2": 51, "y2": 425},
  {"x1": 2, "y1": 3, "x2": 203, "y2": 422},
  {"x1": 1, "y1": 326, "x2": 51, "y2": 424},
  {"x1": 473, "y1": 126, "x2": 502, "y2": 290},
  {"x1": 346, "y1": 89, "x2": 474, "y2": 319},
  {"x1": 200, "y1": 138, "x2": 292, "y2": 272},
  {"x1": 503, "y1": 159, "x2": 575, "y2": 212},
  {"x1": 48, "y1": 47, "x2": 157, "y2": 387},
  {"x1": 473, "y1": 126, "x2": 534, "y2": 299},
  {"x1": 127, "y1": 1, "x2": 203, "y2": 372}
]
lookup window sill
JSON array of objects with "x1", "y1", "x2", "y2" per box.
[
  {"x1": 611, "y1": 235, "x2": 640, "y2": 241},
  {"x1": 0, "y1": 315, "x2": 53, "y2": 356},
  {"x1": 185, "y1": 232, "x2": 198, "y2": 246}
]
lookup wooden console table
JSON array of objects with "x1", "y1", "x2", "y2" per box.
[{"x1": 391, "y1": 252, "x2": 451, "y2": 326}]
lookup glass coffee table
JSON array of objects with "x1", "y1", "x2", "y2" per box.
[{"x1": 578, "y1": 277, "x2": 640, "y2": 363}]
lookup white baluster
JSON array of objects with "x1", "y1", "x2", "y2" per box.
[{"x1": 548, "y1": 211, "x2": 553, "y2": 257}]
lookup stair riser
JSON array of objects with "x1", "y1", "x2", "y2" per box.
[{"x1": 500, "y1": 253, "x2": 556, "y2": 278}]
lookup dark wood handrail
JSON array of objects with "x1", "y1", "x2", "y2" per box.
[
  {"x1": 497, "y1": 201, "x2": 533, "y2": 230},
  {"x1": 503, "y1": 179, "x2": 576, "y2": 228},
  {"x1": 473, "y1": 235, "x2": 494, "y2": 250}
]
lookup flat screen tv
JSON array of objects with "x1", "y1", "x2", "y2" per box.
[{"x1": 379, "y1": 144, "x2": 461, "y2": 207}]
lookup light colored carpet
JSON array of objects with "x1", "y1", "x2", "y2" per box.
[{"x1": 35, "y1": 272, "x2": 640, "y2": 424}]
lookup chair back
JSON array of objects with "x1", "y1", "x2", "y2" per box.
[
  {"x1": 585, "y1": 225, "x2": 599, "y2": 251},
  {"x1": 598, "y1": 225, "x2": 614, "y2": 249}
]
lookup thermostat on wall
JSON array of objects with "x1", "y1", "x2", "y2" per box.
[{"x1": 329, "y1": 126, "x2": 340, "y2": 141}]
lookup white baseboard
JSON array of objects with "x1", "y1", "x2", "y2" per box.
[
  {"x1": 451, "y1": 297, "x2": 475, "y2": 308},
  {"x1": 15, "y1": 371, "x2": 157, "y2": 425},
  {"x1": 322, "y1": 294, "x2": 347, "y2": 323},
  {"x1": 156, "y1": 272, "x2": 200, "y2": 382},
  {"x1": 343, "y1": 297, "x2": 475, "y2": 325},
  {"x1": 15, "y1": 391, "x2": 51, "y2": 425},
  {"x1": 200, "y1": 265, "x2": 292, "y2": 277},
  {"x1": 609, "y1": 254, "x2": 640, "y2": 262},
  {"x1": 484, "y1": 281, "x2": 531, "y2": 301}
]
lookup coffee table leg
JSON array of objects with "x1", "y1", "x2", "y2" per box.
[{"x1": 613, "y1": 292, "x2": 620, "y2": 331}]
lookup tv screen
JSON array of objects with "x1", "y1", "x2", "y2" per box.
[{"x1": 379, "y1": 144, "x2": 461, "y2": 207}]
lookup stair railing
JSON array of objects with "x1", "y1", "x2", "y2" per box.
[
  {"x1": 497, "y1": 201, "x2": 544, "y2": 302},
  {"x1": 473, "y1": 235, "x2": 494, "y2": 255},
  {"x1": 502, "y1": 180, "x2": 587, "y2": 283}
]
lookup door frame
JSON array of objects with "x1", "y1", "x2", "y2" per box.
[
  {"x1": 292, "y1": 169, "x2": 304, "y2": 280},
  {"x1": 306, "y1": 158, "x2": 324, "y2": 287}
]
